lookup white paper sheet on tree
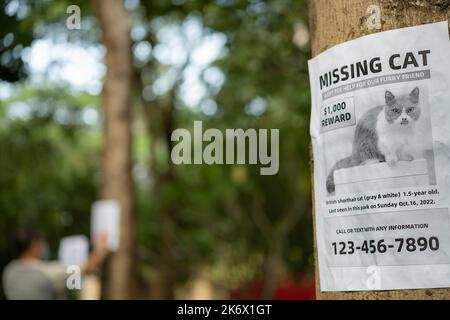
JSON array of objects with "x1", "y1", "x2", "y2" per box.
[
  {"x1": 58, "y1": 235, "x2": 89, "y2": 267},
  {"x1": 91, "y1": 200, "x2": 121, "y2": 251},
  {"x1": 308, "y1": 21, "x2": 450, "y2": 291}
]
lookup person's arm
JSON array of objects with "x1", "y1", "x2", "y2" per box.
[{"x1": 82, "y1": 233, "x2": 109, "y2": 274}]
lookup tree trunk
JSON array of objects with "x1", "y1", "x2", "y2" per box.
[
  {"x1": 261, "y1": 238, "x2": 284, "y2": 299},
  {"x1": 309, "y1": 0, "x2": 450, "y2": 300},
  {"x1": 92, "y1": 0, "x2": 136, "y2": 299},
  {"x1": 139, "y1": 77, "x2": 178, "y2": 299}
]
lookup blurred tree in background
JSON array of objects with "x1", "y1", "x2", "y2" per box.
[{"x1": 0, "y1": 0, "x2": 313, "y2": 299}]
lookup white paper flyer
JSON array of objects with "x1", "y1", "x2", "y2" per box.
[
  {"x1": 58, "y1": 235, "x2": 89, "y2": 267},
  {"x1": 308, "y1": 21, "x2": 450, "y2": 291},
  {"x1": 91, "y1": 200, "x2": 121, "y2": 251}
]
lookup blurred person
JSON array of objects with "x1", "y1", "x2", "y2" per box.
[{"x1": 2, "y1": 228, "x2": 108, "y2": 300}]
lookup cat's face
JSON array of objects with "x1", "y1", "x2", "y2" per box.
[{"x1": 384, "y1": 87, "x2": 421, "y2": 127}]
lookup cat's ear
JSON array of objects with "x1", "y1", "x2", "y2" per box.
[
  {"x1": 385, "y1": 90, "x2": 396, "y2": 105},
  {"x1": 410, "y1": 87, "x2": 420, "y2": 103}
]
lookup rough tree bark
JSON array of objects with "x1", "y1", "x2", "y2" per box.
[
  {"x1": 309, "y1": 0, "x2": 450, "y2": 300},
  {"x1": 92, "y1": 0, "x2": 136, "y2": 299}
]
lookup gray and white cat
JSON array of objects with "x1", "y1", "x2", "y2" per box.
[{"x1": 326, "y1": 87, "x2": 421, "y2": 194}]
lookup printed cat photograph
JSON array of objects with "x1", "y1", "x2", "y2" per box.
[{"x1": 326, "y1": 86, "x2": 435, "y2": 195}]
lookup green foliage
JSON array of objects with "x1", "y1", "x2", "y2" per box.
[
  {"x1": 0, "y1": 87, "x2": 100, "y2": 298},
  {"x1": 1, "y1": 0, "x2": 314, "y2": 298},
  {"x1": 133, "y1": 0, "x2": 313, "y2": 292}
]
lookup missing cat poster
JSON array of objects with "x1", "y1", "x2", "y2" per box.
[{"x1": 308, "y1": 21, "x2": 450, "y2": 291}]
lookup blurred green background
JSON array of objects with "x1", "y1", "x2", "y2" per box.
[{"x1": 0, "y1": 0, "x2": 313, "y2": 299}]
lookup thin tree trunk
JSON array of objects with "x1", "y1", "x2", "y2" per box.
[
  {"x1": 251, "y1": 191, "x2": 303, "y2": 299},
  {"x1": 92, "y1": 0, "x2": 136, "y2": 299},
  {"x1": 261, "y1": 238, "x2": 284, "y2": 299},
  {"x1": 151, "y1": 93, "x2": 177, "y2": 300},
  {"x1": 139, "y1": 80, "x2": 178, "y2": 299},
  {"x1": 309, "y1": 0, "x2": 450, "y2": 299}
]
